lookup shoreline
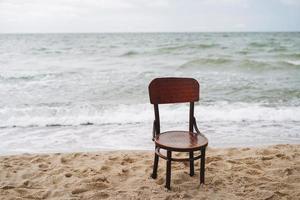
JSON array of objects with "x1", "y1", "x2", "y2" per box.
[
  {"x1": 2, "y1": 141, "x2": 300, "y2": 157},
  {"x1": 1, "y1": 144, "x2": 299, "y2": 199}
]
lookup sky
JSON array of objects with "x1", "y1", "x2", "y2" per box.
[{"x1": 0, "y1": 0, "x2": 300, "y2": 33}]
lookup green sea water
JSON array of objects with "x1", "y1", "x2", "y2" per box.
[{"x1": 0, "y1": 32, "x2": 299, "y2": 154}]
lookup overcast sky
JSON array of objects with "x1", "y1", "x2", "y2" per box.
[{"x1": 0, "y1": 0, "x2": 300, "y2": 33}]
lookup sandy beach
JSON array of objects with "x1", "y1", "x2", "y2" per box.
[{"x1": 0, "y1": 144, "x2": 299, "y2": 200}]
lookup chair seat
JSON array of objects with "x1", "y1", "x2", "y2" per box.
[{"x1": 155, "y1": 131, "x2": 208, "y2": 151}]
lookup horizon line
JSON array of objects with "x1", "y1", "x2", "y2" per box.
[{"x1": 1, "y1": 31, "x2": 300, "y2": 34}]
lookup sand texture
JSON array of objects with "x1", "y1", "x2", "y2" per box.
[{"x1": 0, "y1": 144, "x2": 300, "y2": 200}]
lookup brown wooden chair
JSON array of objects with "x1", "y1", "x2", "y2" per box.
[{"x1": 148, "y1": 77, "x2": 208, "y2": 190}]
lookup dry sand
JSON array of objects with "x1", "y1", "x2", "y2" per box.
[{"x1": 0, "y1": 144, "x2": 299, "y2": 200}]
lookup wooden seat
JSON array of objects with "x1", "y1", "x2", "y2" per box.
[
  {"x1": 155, "y1": 131, "x2": 208, "y2": 151},
  {"x1": 148, "y1": 77, "x2": 208, "y2": 190}
]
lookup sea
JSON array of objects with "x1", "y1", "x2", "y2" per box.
[{"x1": 0, "y1": 32, "x2": 300, "y2": 155}]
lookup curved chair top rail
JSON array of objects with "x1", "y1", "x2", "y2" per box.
[{"x1": 149, "y1": 77, "x2": 199, "y2": 104}]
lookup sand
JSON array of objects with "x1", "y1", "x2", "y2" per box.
[{"x1": 0, "y1": 144, "x2": 299, "y2": 200}]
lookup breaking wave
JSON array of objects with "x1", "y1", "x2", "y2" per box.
[
  {"x1": 179, "y1": 58, "x2": 232, "y2": 68},
  {"x1": 1, "y1": 103, "x2": 300, "y2": 128},
  {"x1": 0, "y1": 72, "x2": 77, "y2": 82},
  {"x1": 120, "y1": 50, "x2": 139, "y2": 57}
]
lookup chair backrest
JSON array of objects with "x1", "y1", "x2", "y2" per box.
[
  {"x1": 149, "y1": 77, "x2": 199, "y2": 104},
  {"x1": 148, "y1": 77, "x2": 200, "y2": 134}
]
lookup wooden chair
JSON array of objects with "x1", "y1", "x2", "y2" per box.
[{"x1": 148, "y1": 77, "x2": 208, "y2": 190}]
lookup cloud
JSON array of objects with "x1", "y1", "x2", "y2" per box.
[
  {"x1": 202, "y1": 0, "x2": 249, "y2": 6},
  {"x1": 280, "y1": 0, "x2": 300, "y2": 6},
  {"x1": 0, "y1": 0, "x2": 299, "y2": 32}
]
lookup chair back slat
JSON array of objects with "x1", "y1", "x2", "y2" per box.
[{"x1": 149, "y1": 77, "x2": 199, "y2": 104}]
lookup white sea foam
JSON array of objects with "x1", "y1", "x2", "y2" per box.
[
  {"x1": 286, "y1": 60, "x2": 300, "y2": 66},
  {"x1": 1, "y1": 103, "x2": 300, "y2": 128},
  {"x1": 1, "y1": 115, "x2": 300, "y2": 155}
]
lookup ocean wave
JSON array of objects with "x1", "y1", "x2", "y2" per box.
[
  {"x1": 238, "y1": 59, "x2": 300, "y2": 69},
  {"x1": 284, "y1": 60, "x2": 300, "y2": 66},
  {"x1": 1, "y1": 103, "x2": 300, "y2": 128},
  {"x1": 179, "y1": 58, "x2": 232, "y2": 68},
  {"x1": 0, "y1": 74, "x2": 51, "y2": 81},
  {"x1": 158, "y1": 43, "x2": 217, "y2": 52},
  {"x1": 249, "y1": 42, "x2": 268, "y2": 48},
  {"x1": 277, "y1": 53, "x2": 300, "y2": 59},
  {"x1": 195, "y1": 44, "x2": 217, "y2": 49},
  {"x1": 34, "y1": 47, "x2": 48, "y2": 51},
  {"x1": 0, "y1": 72, "x2": 77, "y2": 82},
  {"x1": 0, "y1": 75, "x2": 37, "y2": 81},
  {"x1": 120, "y1": 50, "x2": 139, "y2": 57},
  {"x1": 240, "y1": 59, "x2": 270, "y2": 68},
  {"x1": 267, "y1": 46, "x2": 287, "y2": 52},
  {"x1": 31, "y1": 47, "x2": 64, "y2": 55},
  {"x1": 45, "y1": 122, "x2": 94, "y2": 127},
  {"x1": 290, "y1": 53, "x2": 300, "y2": 59},
  {"x1": 237, "y1": 50, "x2": 251, "y2": 55}
]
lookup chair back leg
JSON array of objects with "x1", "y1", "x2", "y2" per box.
[
  {"x1": 166, "y1": 150, "x2": 172, "y2": 189},
  {"x1": 200, "y1": 147, "x2": 206, "y2": 184}
]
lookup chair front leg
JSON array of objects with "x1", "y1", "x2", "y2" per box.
[
  {"x1": 151, "y1": 147, "x2": 159, "y2": 179},
  {"x1": 200, "y1": 147, "x2": 206, "y2": 184},
  {"x1": 189, "y1": 151, "x2": 194, "y2": 176},
  {"x1": 166, "y1": 150, "x2": 172, "y2": 189}
]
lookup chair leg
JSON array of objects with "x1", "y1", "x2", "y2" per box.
[
  {"x1": 151, "y1": 151, "x2": 159, "y2": 179},
  {"x1": 166, "y1": 150, "x2": 172, "y2": 190},
  {"x1": 200, "y1": 147, "x2": 206, "y2": 184},
  {"x1": 189, "y1": 151, "x2": 194, "y2": 176}
]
